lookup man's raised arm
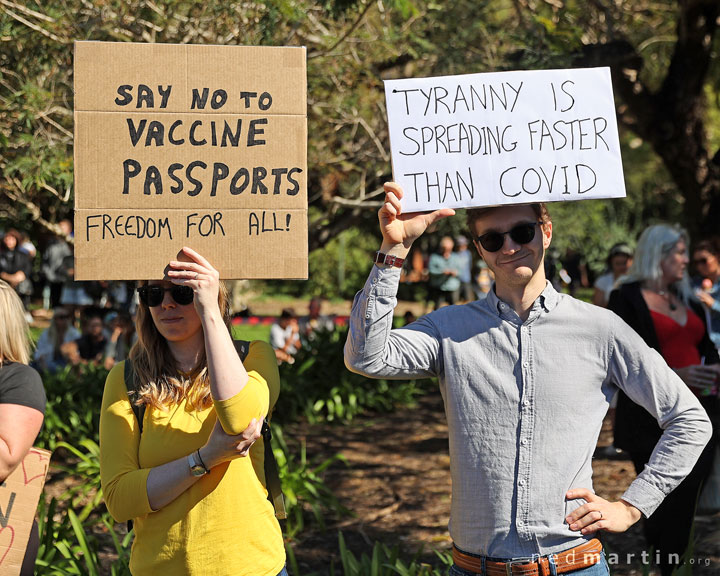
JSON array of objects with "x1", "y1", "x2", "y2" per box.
[{"x1": 344, "y1": 182, "x2": 454, "y2": 379}]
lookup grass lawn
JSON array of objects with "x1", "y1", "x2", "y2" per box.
[{"x1": 232, "y1": 323, "x2": 271, "y2": 343}]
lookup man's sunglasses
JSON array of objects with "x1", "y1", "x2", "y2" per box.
[
  {"x1": 476, "y1": 222, "x2": 541, "y2": 253},
  {"x1": 137, "y1": 285, "x2": 194, "y2": 307}
]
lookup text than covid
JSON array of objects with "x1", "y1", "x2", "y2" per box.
[{"x1": 404, "y1": 163, "x2": 598, "y2": 204}]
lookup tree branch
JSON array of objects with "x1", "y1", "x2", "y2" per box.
[
  {"x1": 0, "y1": 6, "x2": 69, "y2": 43},
  {"x1": 308, "y1": 0, "x2": 374, "y2": 60}
]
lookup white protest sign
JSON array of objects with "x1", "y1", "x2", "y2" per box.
[{"x1": 384, "y1": 67, "x2": 626, "y2": 211}]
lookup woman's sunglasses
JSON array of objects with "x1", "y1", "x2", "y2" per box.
[
  {"x1": 476, "y1": 222, "x2": 541, "y2": 253},
  {"x1": 137, "y1": 285, "x2": 194, "y2": 307}
]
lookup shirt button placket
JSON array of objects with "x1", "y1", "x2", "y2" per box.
[{"x1": 517, "y1": 324, "x2": 533, "y2": 539}]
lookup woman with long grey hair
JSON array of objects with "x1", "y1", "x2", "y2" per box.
[{"x1": 609, "y1": 224, "x2": 719, "y2": 576}]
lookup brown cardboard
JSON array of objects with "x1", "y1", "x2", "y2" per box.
[
  {"x1": 0, "y1": 448, "x2": 51, "y2": 575},
  {"x1": 74, "y1": 41, "x2": 307, "y2": 280}
]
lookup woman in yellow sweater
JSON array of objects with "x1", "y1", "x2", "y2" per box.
[{"x1": 99, "y1": 248, "x2": 286, "y2": 575}]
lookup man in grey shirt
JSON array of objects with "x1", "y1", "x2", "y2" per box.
[{"x1": 344, "y1": 182, "x2": 712, "y2": 575}]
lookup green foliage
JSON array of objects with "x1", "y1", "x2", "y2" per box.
[
  {"x1": 273, "y1": 425, "x2": 351, "y2": 539},
  {"x1": 53, "y1": 439, "x2": 103, "y2": 521},
  {"x1": 277, "y1": 328, "x2": 429, "y2": 424},
  {"x1": 264, "y1": 226, "x2": 380, "y2": 299},
  {"x1": 35, "y1": 495, "x2": 131, "y2": 576},
  {"x1": 36, "y1": 364, "x2": 107, "y2": 450},
  {"x1": 331, "y1": 532, "x2": 452, "y2": 576}
]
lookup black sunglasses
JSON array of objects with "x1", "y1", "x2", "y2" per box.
[
  {"x1": 476, "y1": 222, "x2": 541, "y2": 253},
  {"x1": 137, "y1": 285, "x2": 194, "y2": 307},
  {"x1": 693, "y1": 257, "x2": 709, "y2": 266}
]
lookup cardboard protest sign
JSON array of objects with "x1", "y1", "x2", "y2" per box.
[
  {"x1": 74, "y1": 41, "x2": 307, "y2": 280},
  {"x1": 384, "y1": 67, "x2": 626, "y2": 211},
  {"x1": 0, "y1": 448, "x2": 51, "y2": 575}
]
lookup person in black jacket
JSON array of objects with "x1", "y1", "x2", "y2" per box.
[
  {"x1": 0, "y1": 229, "x2": 33, "y2": 309},
  {"x1": 609, "y1": 224, "x2": 719, "y2": 576}
]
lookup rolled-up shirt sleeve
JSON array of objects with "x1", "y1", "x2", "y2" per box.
[
  {"x1": 99, "y1": 363, "x2": 153, "y2": 522},
  {"x1": 609, "y1": 318, "x2": 713, "y2": 517},
  {"x1": 214, "y1": 341, "x2": 274, "y2": 435},
  {"x1": 344, "y1": 265, "x2": 442, "y2": 379}
]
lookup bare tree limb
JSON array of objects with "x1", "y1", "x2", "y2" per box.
[
  {"x1": 0, "y1": 0, "x2": 55, "y2": 23},
  {"x1": 308, "y1": 0, "x2": 374, "y2": 59},
  {"x1": 1, "y1": 6, "x2": 69, "y2": 43}
]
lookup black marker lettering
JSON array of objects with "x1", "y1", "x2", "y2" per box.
[
  {"x1": 122, "y1": 159, "x2": 141, "y2": 194},
  {"x1": 136, "y1": 84, "x2": 154, "y2": 108},
  {"x1": 115, "y1": 85, "x2": 133, "y2": 106}
]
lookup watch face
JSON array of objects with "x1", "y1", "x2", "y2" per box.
[{"x1": 188, "y1": 453, "x2": 207, "y2": 476}]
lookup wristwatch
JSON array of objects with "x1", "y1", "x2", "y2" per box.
[
  {"x1": 374, "y1": 251, "x2": 405, "y2": 268},
  {"x1": 188, "y1": 450, "x2": 209, "y2": 476}
]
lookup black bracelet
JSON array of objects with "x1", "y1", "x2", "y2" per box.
[{"x1": 196, "y1": 448, "x2": 209, "y2": 472}]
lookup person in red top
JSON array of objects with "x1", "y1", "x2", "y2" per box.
[{"x1": 609, "y1": 224, "x2": 719, "y2": 576}]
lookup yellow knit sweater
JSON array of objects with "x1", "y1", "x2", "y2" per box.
[{"x1": 99, "y1": 341, "x2": 285, "y2": 576}]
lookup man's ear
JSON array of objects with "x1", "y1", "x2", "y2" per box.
[
  {"x1": 473, "y1": 239, "x2": 485, "y2": 261},
  {"x1": 542, "y1": 221, "x2": 553, "y2": 249}
]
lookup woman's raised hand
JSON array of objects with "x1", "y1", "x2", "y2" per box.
[{"x1": 167, "y1": 247, "x2": 221, "y2": 317}]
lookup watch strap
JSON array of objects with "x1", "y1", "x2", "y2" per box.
[
  {"x1": 188, "y1": 450, "x2": 209, "y2": 476},
  {"x1": 374, "y1": 251, "x2": 405, "y2": 268}
]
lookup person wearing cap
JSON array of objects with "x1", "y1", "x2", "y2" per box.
[
  {"x1": 592, "y1": 243, "x2": 634, "y2": 308},
  {"x1": 344, "y1": 182, "x2": 712, "y2": 575}
]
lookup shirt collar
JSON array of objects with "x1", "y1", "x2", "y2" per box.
[{"x1": 486, "y1": 280, "x2": 560, "y2": 317}]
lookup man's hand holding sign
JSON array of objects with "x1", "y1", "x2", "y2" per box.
[{"x1": 344, "y1": 66, "x2": 711, "y2": 573}]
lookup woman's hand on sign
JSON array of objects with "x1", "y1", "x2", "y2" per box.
[
  {"x1": 379, "y1": 182, "x2": 455, "y2": 251},
  {"x1": 167, "y1": 247, "x2": 220, "y2": 318},
  {"x1": 200, "y1": 417, "x2": 264, "y2": 469}
]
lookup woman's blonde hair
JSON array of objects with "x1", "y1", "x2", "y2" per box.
[
  {"x1": 129, "y1": 281, "x2": 232, "y2": 411},
  {"x1": 0, "y1": 280, "x2": 32, "y2": 364}
]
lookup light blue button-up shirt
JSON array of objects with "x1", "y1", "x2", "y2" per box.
[{"x1": 344, "y1": 266, "x2": 712, "y2": 558}]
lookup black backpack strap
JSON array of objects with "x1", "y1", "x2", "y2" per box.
[
  {"x1": 123, "y1": 358, "x2": 145, "y2": 533},
  {"x1": 261, "y1": 420, "x2": 286, "y2": 519},
  {"x1": 233, "y1": 339, "x2": 286, "y2": 519},
  {"x1": 123, "y1": 359, "x2": 146, "y2": 434},
  {"x1": 232, "y1": 339, "x2": 250, "y2": 362}
]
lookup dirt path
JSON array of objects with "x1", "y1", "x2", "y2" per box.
[{"x1": 287, "y1": 392, "x2": 720, "y2": 575}]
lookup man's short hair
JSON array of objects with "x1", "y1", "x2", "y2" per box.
[
  {"x1": 280, "y1": 308, "x2": 296, "y2": 320},
  {"x1": 694, "y1": 237, "x2": 720, "y2": 256},
  {"x1": 466, "y1": 203, "x2": 551, "y2": 236}
]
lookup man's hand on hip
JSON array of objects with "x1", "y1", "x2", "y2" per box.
[
  {"x1": 379, "y1": 182, "x2": 455, "y2": 255},
  {"x1": 565, "y1": 488, "x2": 642, "y2": 535}
]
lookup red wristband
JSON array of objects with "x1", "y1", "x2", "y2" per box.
[{"x1": 374, "y1": 251, "x2": 405, "y2": 268}]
